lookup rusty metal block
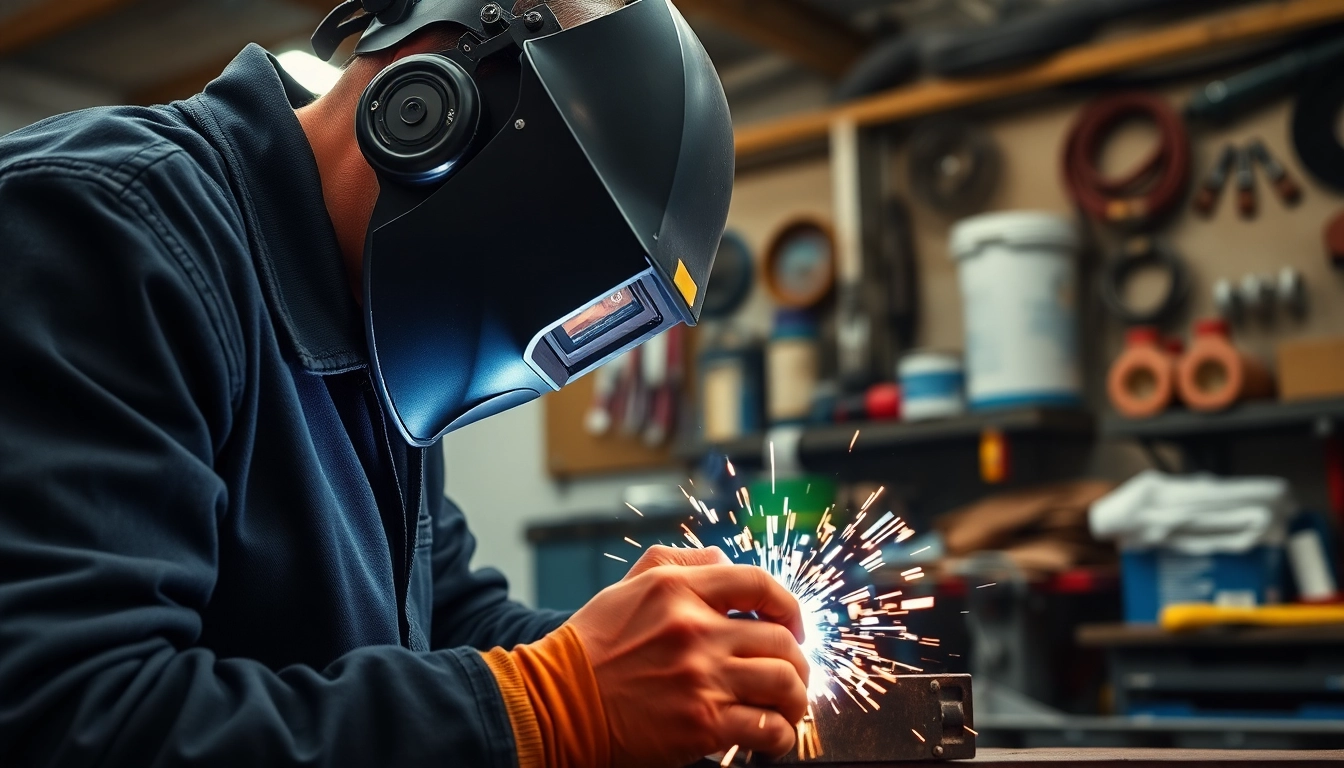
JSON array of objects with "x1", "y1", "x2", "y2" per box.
[{"x1": 766, "y1": 674, "x2": 975, "y2": 764}]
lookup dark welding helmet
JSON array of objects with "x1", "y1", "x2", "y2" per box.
[{"x1": 311, "y1": 0, "x2": 733, "y2": 446}]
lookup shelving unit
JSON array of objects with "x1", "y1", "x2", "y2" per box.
[
  {"x1": 1103, "y1": 398, "x2": 1344, "y2": 442},
  {"x1": 688, "y1": 407, "x2": 1094, "y2": 472}
]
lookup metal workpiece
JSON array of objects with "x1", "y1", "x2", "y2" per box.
[{"x1": 765, "y1": 674, "x2": 976, "y2": 764}]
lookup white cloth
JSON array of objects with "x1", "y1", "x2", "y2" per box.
[{"x1": 1089, "y1": 470, "x2": 1294, "y2": 555}]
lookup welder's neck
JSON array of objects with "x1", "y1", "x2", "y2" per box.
[{"x1": 296, "y1": 87, "x2": 380, "y2": 305}]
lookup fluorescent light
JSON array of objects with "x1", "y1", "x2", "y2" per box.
[{"x1": 276, "y1": 49, "x2": 342, "y2": 96}]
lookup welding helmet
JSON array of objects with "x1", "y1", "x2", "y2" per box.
[{"x1": 311, "y1": 0, "x2": 733, "y2": 446}]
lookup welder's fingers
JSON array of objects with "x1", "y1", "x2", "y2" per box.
[
  {"x1": 624, "y1": 545, "x2": 731, "y2": 580},
  {"x1": 685, "y1": 565, "x2": 805, "y2": 643},
  {"x1": 721, "y1": 657, "x2": 809, "y2": 726},
  {"x1": 725, "y1": 620, "x2": 810, "y2": 686},
  {"x1": 719, "y1": 705, "x2": 797, "y2": 758}
]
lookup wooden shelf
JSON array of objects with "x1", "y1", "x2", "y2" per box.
[
  {"x1": 734, "y1": 0, "x2": 1344, "y2": 160},
  {"x1": 687, "y1": 407, "x2": 1094, "y2": 470},
  {"x1": 1102, "y1": 398, "x2": 1344, "y2": 442}
]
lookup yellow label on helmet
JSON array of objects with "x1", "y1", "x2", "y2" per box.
[{"x1": 674, "y1": 259, "x2": 698, "y2": 306}]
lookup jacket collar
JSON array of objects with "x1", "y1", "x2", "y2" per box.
[{"x1": 185, "y1": 44, "x2": 366, "y2": 374}]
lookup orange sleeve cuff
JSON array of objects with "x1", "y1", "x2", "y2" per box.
[
  {"x1": 480, "y1": 646, "x2": 545, "y2": 768},
  {"x1": 480, "y1": 624, "x2": 611, "y2": 768}
]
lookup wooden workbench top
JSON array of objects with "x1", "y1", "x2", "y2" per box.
[{"x1": 962, "y1": 748, "x2": 1344, "y2": 765}]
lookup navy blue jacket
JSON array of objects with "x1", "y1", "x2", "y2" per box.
[{"x1": 0, "y1": 45, "x2": 565, "y2": 767}]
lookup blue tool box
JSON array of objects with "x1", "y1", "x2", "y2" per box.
[{"x1": 1120, "y1": 546, "x2": 1285, "y2": 624}]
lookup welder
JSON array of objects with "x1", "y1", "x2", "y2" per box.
[{"x1": 0, "y1": 1, "x2": 809, "y2": 766}]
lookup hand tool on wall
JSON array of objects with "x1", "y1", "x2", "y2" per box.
[
  {"x1": 1238, "y1": 273, "x2": 1273, "y2": 322},
  {"x1": 1192, "y1": 144, "x2": 1235, "y2": 217},
  {"x1": 1248, "y1": 139, "x2": 1302, "y2": 207},
  {"x1": 1234, "y1": 145, "x2": 1257, "y2": 220},
  {"x1": 1277, "y1": 267, "x2": 1308, "y2": 319},
  {"x1": 1212, "y1": 278, "x2": 1240, "y2": 323}
]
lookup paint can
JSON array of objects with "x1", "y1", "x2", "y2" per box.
[
  {"x1": 950, "y1": 211, "x2": 1082, "y2": 410},
  {"x1": 898, "y1": 350, "x2": 965, "y2": 422}
]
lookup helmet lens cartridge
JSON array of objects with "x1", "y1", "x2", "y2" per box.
[{"x1": 530, "y1": 273, "x2": 680, "y2": 388}]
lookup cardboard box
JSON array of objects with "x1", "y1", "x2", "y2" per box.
[{"x1": 1276, "y1": 336, "x2": 1344, "y2": 403}]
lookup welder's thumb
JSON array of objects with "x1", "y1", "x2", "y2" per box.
[{"x1": 624, "y1": 545, "x2": 732, "y2": 580}]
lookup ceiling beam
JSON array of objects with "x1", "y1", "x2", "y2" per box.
[
  {"x1": 0, "y1": 0, "x2": 138, "y2": 57},
  {"x1": 672, "y1": 0, "x2": 868, "y2": 79}
]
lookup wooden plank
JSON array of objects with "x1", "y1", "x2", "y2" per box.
[
  {"x1": 963, "y1": 748, "x2": 1344, "y2": 765},
  {"x1": 0, "y1": 0, "x2": 137, "y2": 57},
  {"x1": 673, "y1": 0, "x2": 867, "y2": 78},
  {"x1": 736, "y1": 0, "x2": 1344, "y2": 159}
]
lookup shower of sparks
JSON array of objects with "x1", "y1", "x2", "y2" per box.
[
  {"x1": 911, "y1": 728, "x2": 926, "y2": 743},
  {"x1": 848, "y1": 430, "x2": 860, "y2": 452},
  {"x1": 624, "y1": 502, "x2": 645, "y2": 517},
  {"x1": 964, "y1": 725, "x2": 979, "y2": 736},
  {"x1": 624, "y1": 537, "x2": 642, "y2": 548},
  {"x1": 675, "y1": 481, "x2": 938, "y2": 743},
  {"x1": 726, "y1": 458, "x2": 737, "y2": 477},
  {"x1": 719, "y1": 745, "x2": 739, "y2": 767},
  {"x1": 603, "y1": 553, "x2": 628, "y2": 563},
  {"x1": 976, "y1": 582, "x2": 997, "y2": 589}
]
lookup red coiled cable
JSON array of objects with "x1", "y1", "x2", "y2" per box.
[{"x1": 1063, "y1": 92, "x2": 1191, "y2": 227}]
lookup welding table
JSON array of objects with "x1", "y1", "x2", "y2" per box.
[{"x1": 960, "y1": 748, "x2": 1344, "y2": 765}]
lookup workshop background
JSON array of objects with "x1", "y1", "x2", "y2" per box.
[{"x1": 6, "y1": 0, "x2": 1344, "y2": 754}]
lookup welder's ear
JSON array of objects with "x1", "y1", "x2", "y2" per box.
[{"x1": 624, "y1": 545, "x2": 732, "y2": 580}]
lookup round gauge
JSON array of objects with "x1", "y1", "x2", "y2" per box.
[
  {"x1": 701, "y1": 231, "x2": 755, "y2": 320},
  {"x1": 763, "y1": 218, "x2": 836, "y2": 309}
]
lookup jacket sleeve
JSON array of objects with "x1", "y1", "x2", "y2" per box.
[
  {"x1": 0, "y1": 160, "x2": 519, "y2": 768},
  {"x1": 425, "y1": 448, "x2": 570, "y2": 651}
]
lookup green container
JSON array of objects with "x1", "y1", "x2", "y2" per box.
[{"x1": 741, "y1": 476, "x2": 836, "y2": 538}]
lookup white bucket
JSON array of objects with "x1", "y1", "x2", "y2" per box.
[{"x1": 950, "y1": 211, "x2": 1082, "y2": 410}]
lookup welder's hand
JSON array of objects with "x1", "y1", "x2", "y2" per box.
[{"x1": 566, "y1": 545, "x2": 809, "y2": 768}]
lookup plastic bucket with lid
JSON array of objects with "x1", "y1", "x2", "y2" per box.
[{"x1": 950, "y1": 211, "x2": 1081, "y2": 410}]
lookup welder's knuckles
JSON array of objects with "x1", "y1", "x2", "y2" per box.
[{"x1": 623, "y1": 544, "x2": 732, "y2": 578}]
